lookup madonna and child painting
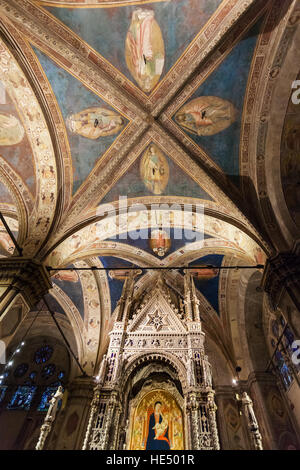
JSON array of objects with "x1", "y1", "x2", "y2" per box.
[{"x1": 129, "y1": 390, "x2": 184, "y2": 450}]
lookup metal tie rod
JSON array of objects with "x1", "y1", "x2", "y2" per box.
[{"x1": 47, "y1": 265, "x2": 264, "y2": 272}]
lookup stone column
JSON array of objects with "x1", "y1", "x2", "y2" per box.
[
  {"x1": 101, "y1": 391, "x2": 119, "y2": 450},
  {"x1": 207, "y1": 391, "x2": 220, "y2": 450},
  {"x1": 262, "y1": 245, "x2": 300, "y2": 312},
  {"x1": 240, "y1": 392, "x2": 263, "y2": 450},
  {"x1": 82, "y1": 384, "x2": 101, "y2": 450},
  {"x1": 0, "y1": 258, "x2": 51, "y2": 318},
  {"x1": 186, "y1": 392, "x2": 200, "y2": 449},
  {"x1": 247, "y1": 371, "x2": 281, "y2": 450},
  {"x1": 49, "y1": 377, "x2": 94, "y2": 450}
]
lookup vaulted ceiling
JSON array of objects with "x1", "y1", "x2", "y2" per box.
[{"x1": 0, "y1": 0, "x2": 299, "y2": 376}]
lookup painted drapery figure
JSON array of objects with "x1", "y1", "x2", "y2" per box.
[
  {"x1": 129, "y1": 390, "x2": 184, "y2": 450},
  {"x1": 0, "y1": 113, "x2": 24, "y2": 146},
  {"x1": 140, "y1": 144, "x2": 169, "y2": 195},
  {"x1": 146, "y1": 401, "x2": 170, "y2": 450},
  {"x1": 125, "y1": 9, "x2": 165, "y2": 92},
  {"x1": 175, "y1": 96, "x2": 238, "y2": 136},
  {"x1": 66, "y1": 107, "x2": 125, "y2": 139},
  {"x1": 149, "y1": 229, "x2": 171, "y2": 257}
]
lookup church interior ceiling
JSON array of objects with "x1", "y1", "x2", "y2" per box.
[{"x1": 0, "y1": 0, "x2": 299, "y2": 377}]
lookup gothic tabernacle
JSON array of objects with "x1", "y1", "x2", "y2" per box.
[{"x1": 0, "y1": 0, "x2": 299, "y2": 454}]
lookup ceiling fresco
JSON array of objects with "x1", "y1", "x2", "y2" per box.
[
  {"x1": 33, "y1": 46, "x2": 129, "y2": 193},
  {"x1": 101, "y1": 142, "x2": 214, "y2": 204},
  {"x1": 36, "y1": 1, "x2": 177, "y2": 5},
  {"x1": 43, "y1": 0, "x2": 223, "y2": 94},
  {"x1": 188, "y1": 254, "x2": 224, "y2": 315},
  {"x1": 172, "y1": 19, "x2": 262, "y2": 185},
  {"x1": 0, "y1": 181, "x2": 14, "y2": 206},
  {"x1": 99, "y1": 256, "x2": 138, "y2": 314},
  {"x1": 281, "y1": 70, "x2": 300, "y2": 228},
  {"x1": 0, "y1": 80, "x2": 36, "y2": 196},
  {"x1": 106, "y1": 228, "x2": 211, "y2": 259},
  {"x1": 1, "y1": 0, "x2": 290, "y2": 374},
  {"x1": 52, "y1": 265, "x2": 85, "y2": 319},
  {"x1": 0, "y1": 217, "x2": 18, "y2": 257}
]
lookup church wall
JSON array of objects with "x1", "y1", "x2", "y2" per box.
[
  {"x1": 48, "y1": 377, "x2": 94, "y2": 450},
  {"x1": 0, "y1": 332, "x2": 72, "y2": 450}
]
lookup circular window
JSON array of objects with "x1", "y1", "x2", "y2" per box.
[
  {"x1": 34, "y1": 346, "x2": 53, "y2": 364},
  {"x1": 14, "y1": 363, "x2": 29, "y2": 378},
  {"x1": 41, "y1": 364, "x2": 56, "y2": 379}
]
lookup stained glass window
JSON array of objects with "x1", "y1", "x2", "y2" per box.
[
  {"x1": 14, "y1": 363, "x2": 29, "y2": 378},
  {"x1": 284, "y1": 327, "x2": 300, "y2": 371},
  {"x1": 0, "y1": 371, "x2": 9, "y2": 383},
  {"x1": 58, "y1": 371, "x2": 64, "y2": 380},
  {"x1": 271, "y1": 320, "x2": 280, "y2": 338},
  {"x1": 37, "y1": 386, "x2": 64, "y2": 412},
  {"x1": 29, "y1": 371, "x2": 37, "y2": 380},
  {"x1": 0, "y1": 386, "x2": 7, "y2": 403},
  {"x1": 7, "y1": 386, "x2": 37, "y2": 410},
  {"x1": 34, "y1": 345, "x2": 53, "y2": 364},
  {"x1": 41, "y1": 363, "x2": 56, "y2": 379},
  {"x1": 50, "y1": 381, "x2": 61, "y2": 388},
  {"x1": 274, "y1": 351, "x2": 293, "y2": 390}
]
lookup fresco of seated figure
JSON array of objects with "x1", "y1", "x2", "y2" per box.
[
  {"x1": 140, "y1": 144, "x2": 169, "y2": 195},
  {"x1": 66, "y1": 107, "x2": 125, "y2": 139},
  {"x1": 175, "y1": 96, "x2": 238, "y2": 137}
]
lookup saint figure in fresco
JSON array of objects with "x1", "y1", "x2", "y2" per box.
[
  {"x1": 66, "y1": 108, "x2": 125, "y2": 139},
  {"x1": 140, "y1": 144, "x2": 169, "y2": 195},
  {"x1": 189, "y1": 265, "x2": 219, "y2": 281},
  {"x1": 175, "y1": 96, "x2": 238, "y2": 136},
  {"x1": 149, "y1": 229, "x2": 171, "y2": 257},
  {"x1": 52, "y1": 270, "x2": 79, "y2": 282},
  {"x1": 0, "y1": 113, "x2": 24, "y2": 146},
  {"x1": 125, "y1": 9, "x2": 165, "y2": 92},
  {"x1": 0, "y1": 230, "x2": 15, "y2": 255},
  {"x1": 146, "y1": 402, "x2": 170, "y2": 450}
]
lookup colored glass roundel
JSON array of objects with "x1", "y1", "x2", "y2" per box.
[
  {"x1": 34, "y1": 345, "x2": 53, "y2": 364},
  {"x1": 41, "y1": 364, "x2": 56, "y2": 379},
  {"x1": 14, "y1": 363, "x2": 29, "y2": 378}
]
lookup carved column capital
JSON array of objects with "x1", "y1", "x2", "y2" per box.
[
  {"x1": 0, "y1": 257, "x2": 52, "y2": 310},
  {"x1": 262, "y1": 249, "x2": 300, "y2": 310}
]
